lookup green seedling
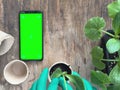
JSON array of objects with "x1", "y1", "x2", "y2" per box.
[{"x1": 51, "y1": 68, "x2": 85, "y2": 90}]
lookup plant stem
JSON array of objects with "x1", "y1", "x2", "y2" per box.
[
  {"x1": 63, "y1": 76, "x2": 67, "y2": 90},
  {"x1": 100, "y1": 30, "x2": 115, "y2": 38},
  {"x1": 102, "y1": 59, "x2": 119, "y2": 62}
]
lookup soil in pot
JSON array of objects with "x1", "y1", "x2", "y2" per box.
[
  {"x1": 49, "y1": 63, "x2": 72, "y2": 80},
  {"x1": 100, "y1": 30, "x2": 118, "y2": 74}
]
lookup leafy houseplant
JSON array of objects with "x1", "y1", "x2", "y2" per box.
[
  {"x1": 84, "y1": 0, "x2": 120, "y2": 89},
  {"x1": 49, "y1": 62, "x2": 85, "y2": 90},
  {"x1": 50, "y1": 68, "x2": 85, "y2": 90}
]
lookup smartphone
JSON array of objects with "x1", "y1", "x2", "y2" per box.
[{"x1": 19, "y1": 11, "x2": 43, "y2": 61}]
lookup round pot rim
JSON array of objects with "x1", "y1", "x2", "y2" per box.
[{"x1": 48, "y1": 61, "x2": 72, "y2": 82}]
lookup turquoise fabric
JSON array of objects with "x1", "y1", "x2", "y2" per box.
[
  {"x1": 30, "y1": 68, "x2": 97, "y2": 90},
  {"x1": 59, "y1": 77, "x2": 73, "y2": 90}
]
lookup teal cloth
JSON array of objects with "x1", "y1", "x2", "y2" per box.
[{"x1": 30, "y1": 68, "x2": 97, "y2": 90}]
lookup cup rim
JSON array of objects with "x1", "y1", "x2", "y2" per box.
[
  {"x1": 0, "y1": 31, "x2": 14, "y2": 55},
  {"x1": 4, "y1": 60, "x2": 29, "y2": 85},
  {"x1": 48, "y1": 62, "x2": 72, "y2": 82}
]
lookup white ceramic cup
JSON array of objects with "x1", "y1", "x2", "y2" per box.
[
  {"x1": 4, "y1": 60, "x2": 29, "y2": 85},
  {"x1": 0, "y1": 31, "x2": 14, "y2": 55},
  {"x1": 48, "y1": 62, "x2": 72, "y2": 82}
]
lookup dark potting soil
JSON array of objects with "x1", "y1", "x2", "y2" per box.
[
  {"x1": 49, "y1": 63, "x2": 72, "y2": 79},
  {"x1": 100, "y1": 30, "x2": 118, "y2": 74}
]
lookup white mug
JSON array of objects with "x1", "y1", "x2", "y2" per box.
[
  {"x1": 0, "y1": 31, "x2": 14, "y2": 55},
  {"x1": 4, "y1": 60, "x2": 29, "y2": 85}
]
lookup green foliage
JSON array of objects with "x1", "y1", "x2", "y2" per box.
[
  {"x1": 84, "y1": 17, "x2": 105, "y2": 41},
  {"x1": 107, "y1": 0, "x2": 120, "y2": 18},
  {"x1": 50, "y1": 68, "x2": 85, "y2": 90},
  {"x1": 112, "y1": 12, "x2": 120, "y2": 35},
  {"x1": 107, "y1": 84, "x2": 120, "y2": 90},
  {"x1": 91, "y1": 71, "x2": 111, "y2": 90},
  {"x1": 118, "y1": 58, "x2": 120, "y2": 67},
  {"x1": 109, "y1": 65, "x2": 120, "y2": 84},
  {"x1": 84, "y1": 0, "x2": 120, "y2": 90},
  {"x1": 66, "y1": 74, "x2": 85, "y2": 90},
  {"x1": 106, "y1": 38, "x2": 120, "y2": 53},
  {"x1": 91, "y1": 46, "x2": 105, "y2": 70},
  {"x1": 118, "y1": 50, "x2": 120, "y2": 58},
  {"x1": 51, "y1": 68, "x2": 63, "y2": 79}
]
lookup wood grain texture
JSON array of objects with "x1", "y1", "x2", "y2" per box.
[{"x1": 0, "y1": 0, "x2": 115, "y2": 90}]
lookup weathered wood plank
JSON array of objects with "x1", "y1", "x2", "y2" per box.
[{"x1": 0, "y1": 0, "x2": 115, "y2": 90}]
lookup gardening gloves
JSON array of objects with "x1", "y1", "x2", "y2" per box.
[{"x1": 30, "y1": 68, "x2": 96, "y2": 90}]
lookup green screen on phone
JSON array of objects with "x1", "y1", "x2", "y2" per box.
[{"x1": 19, "y1": 11, "x2": 43, "y2": 60}]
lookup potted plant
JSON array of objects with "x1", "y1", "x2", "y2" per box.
[
  {"x1": 49, "y1": 62, "x2": 85, "y2": 90},
  {"x1": 84, "y1": 0, "x2": 120, "y2": 89}
]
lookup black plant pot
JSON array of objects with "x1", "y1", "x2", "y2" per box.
[
  {"x1": 100, "y1": 30, "x2": 118, "y2": 74},
  {"x1": 49, "y1": 62, "x2": 72, "y2": 81}
]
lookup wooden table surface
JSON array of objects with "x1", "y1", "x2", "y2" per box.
[{"x1": 0, "y1": 0, "x2": 114, "y2": 90}]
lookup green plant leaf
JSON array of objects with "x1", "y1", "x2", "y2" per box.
[
  {"x1": 112, "y1": 12, "x2": 120, "y2": 35},
  {"x1": 106, "y1": 38, "x2": 120, "y2": 53},
  {"x1": 107, "y1": 0, "x2": 120, "y2": 18},
  {"x1": 107, "y1": 84, "x2": 120, "y2": 90},
  {"x1": 118, "y1": 0, "x2": 120, "y2": 3},
  {"x1": 66, "y1": 74, "x2": 85, "y2": 90},
  {"x1": 109, "y1": 64, "x2": 120, "y2": 84},
  {"x1": 116, "y1": 56, "x2": 120, "y2": 68},
  {"x1": 118, "y1": 58, "x2": 120, "y2": 68},
  {"x1": 91, "y1": 70, "x2": 110, "y2": 90},
  {"x1": 84, "y1": 17, "x2": 105, "y2": 41},
  {"x1": 50, "y1": 68, "x2": 63, "y2": 80},
  {"x1": 118, "y1": 50, "x2": 120, "y2": 58},
  {"x1": 91, "y1": 46, "x2": 105, "y2": 70},
  {"x1": 91, "y1": 70, "x2": 111, "y2": 84}
]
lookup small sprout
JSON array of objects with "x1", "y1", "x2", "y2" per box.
[{"x1": 50, "y1": 68, "x2": 85, "y2": 90}]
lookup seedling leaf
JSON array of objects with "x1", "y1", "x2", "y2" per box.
[
  {"x1": 91, "y1": 46, "x2": 105, "y2": 70},
  {"x1": 106, "y1": 38, "x2": 120, "y2": 53},
  {"x1": 112, "y1": 12, "x2": 120, "y2": 35},
  {"x1": 107, "y1": 84, "x2": 120, "y2": 90},
  {"x1": 107, "y1": 0, "x2": 120, "y2": 18},
  {"x1": 84, "y1": 17, "x2": 105, "y2": 41},
  {"x1": 66, "y1": 74, "x2": 85, "y2": 90},
  {"x1": 91, "y1": 70, "x2": 110, "y2": 90},
  {"x1": 109, "y1": 65, "x2": 120, "y2": 84},
  {"x1": 51, "y1": 68, "x2": 63, "y2": 80}
]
